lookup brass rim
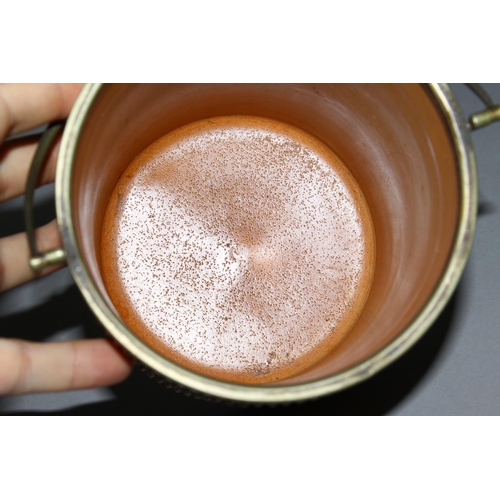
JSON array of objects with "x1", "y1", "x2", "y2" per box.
[{"x1": 56, "y1": 83, "x2": 478, "y2": 403}]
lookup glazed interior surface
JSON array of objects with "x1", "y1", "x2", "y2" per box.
[{"x1": 70, "y1": 84, "x2": 459, "y2": 384}]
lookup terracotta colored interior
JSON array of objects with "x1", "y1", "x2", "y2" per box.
[{"x1": 70, "y1": 84, "x2": 459, "y2": 385}]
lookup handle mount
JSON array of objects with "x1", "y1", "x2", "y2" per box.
[{"x1": 466, "y1": 83, "x2": 500, "y2": 130}]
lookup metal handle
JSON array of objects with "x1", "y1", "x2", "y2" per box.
[
  {"x1": 24, "y1": 121, "x2": 67, "y2": 272},
  {"x1": 466, "y1": 83, "x2": 500, "y2": 130}
]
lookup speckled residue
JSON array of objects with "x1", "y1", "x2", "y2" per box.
[{"x1": 101, "y1": 116, "x2": 375, "y2": 383}]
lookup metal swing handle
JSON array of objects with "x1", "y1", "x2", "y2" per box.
[{"x1": 23, "y1": 121, "x2": 66, "y2": 272}]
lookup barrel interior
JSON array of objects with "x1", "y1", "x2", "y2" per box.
[{"x1": 69, "y1": 84, "x2": 459, "y2": 384}]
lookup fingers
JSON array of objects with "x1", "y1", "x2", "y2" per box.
[
  {"x1": 0, "y1": 84, "x2": 83, "y2": 141},
  {"x1": 0, "y1": 338, "x2": 133, "y2": 395},
  {"x1": 0, "y1": 134, "x2": 60, "y2": 202},
  {"x1": 0, "y1": 219, "x2": 63, "y2": 292},
  {"x1": 0, "y1": 84, "x2": 128, "y2": 398},
  {"x1": 0, "y1": 84, "x2": 82, "y2": 202}
]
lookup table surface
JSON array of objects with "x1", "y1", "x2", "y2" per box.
[{"x1": 1, "y1": 83, "x2": 499, "y2": 416}]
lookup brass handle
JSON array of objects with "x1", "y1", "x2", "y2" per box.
[
  {"x1": 466, "y1": 83, "x2": 500, "y2": 130},
  {"x1": 24, "y1": 121, "x2": 67, "y2": 271}
]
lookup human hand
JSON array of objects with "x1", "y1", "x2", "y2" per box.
[{"x1": 0, "y1": 84, "x2": 133, "y2": 395}]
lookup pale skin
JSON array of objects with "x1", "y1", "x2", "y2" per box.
[{"x1": 0, "y1": 84, "x2": 133, "y2": 395}]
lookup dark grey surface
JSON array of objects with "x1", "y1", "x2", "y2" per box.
[{"x1": 0, "y1": 84, "x2": 499, "y2": 415}]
